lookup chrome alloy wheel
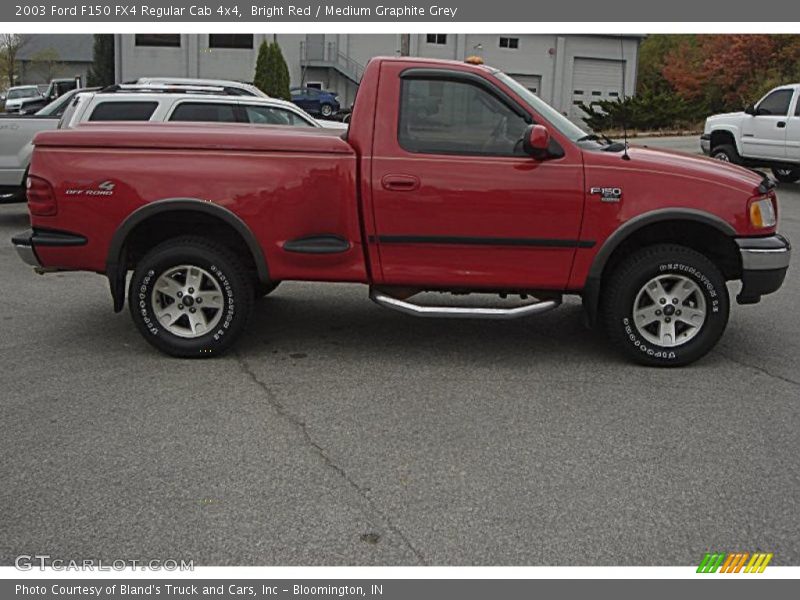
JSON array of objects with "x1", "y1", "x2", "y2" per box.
[
  {"x1": 632, "y1": 274, "x2": 707, "y2": 348},
  {"x1": 151, "y1": 265, "x2": 224, "y2": 338},
  {"x1": 713, "y1": 151, "x2": 730, "y2": 162}
]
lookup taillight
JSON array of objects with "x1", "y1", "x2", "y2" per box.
[{"x1": 27, "y1": 175, "x2": 57, "y2": 216}]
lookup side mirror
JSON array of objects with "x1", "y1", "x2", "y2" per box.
[
  {"x1": 745, "y1": 104, "x2": 757, "y2": 116},
  {"x1": 523, "y1": 124, "x2": 551, "y2": 158}
]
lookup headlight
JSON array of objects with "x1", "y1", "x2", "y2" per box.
[{"x1": 749, "y1": 197, "x2": 777, "y2": 228}]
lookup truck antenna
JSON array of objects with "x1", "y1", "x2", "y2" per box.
[{"x1": 619, "y1": 36, "x2": 631, "y2": 161}]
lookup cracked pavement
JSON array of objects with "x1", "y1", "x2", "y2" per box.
[{"x1": 1, "y1": 137, "x2": 798, "y2": 565}]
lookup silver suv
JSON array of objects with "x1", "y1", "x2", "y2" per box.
[{"x1": 60, "y1": 85, "x2": 348, "y2": 130}]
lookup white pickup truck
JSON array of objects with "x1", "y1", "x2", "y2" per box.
[{"x1": 701, "y1": 83, "x2": 800, "y2": 183}]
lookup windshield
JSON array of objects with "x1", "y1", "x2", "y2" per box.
[
  {"x1": 36, "y1": 89, "x2": 78, "y2": 116},
  {"x1": 8, "y1": 87, "x2": 40, "y2": 100},
  {"x1": 494, "y1": 72, "x2": 588, "y2": 142}
]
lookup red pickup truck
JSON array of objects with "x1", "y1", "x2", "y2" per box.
[{"x1": 12, "y1": 57, "x2": 791, "y2": 366}]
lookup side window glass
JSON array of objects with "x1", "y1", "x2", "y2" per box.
[
  {"x1": 757, "y1": 90, "x2": 793, "y2": 116},
  {"x1": 169, "y1": 102, "x2": 238, "y2": 122},
  {"x1": 88, "y1": 101, "x2": 158, "y2": 121},
  {"x1": 398, "y1": 78, "x2": 528, "y2": 156}
]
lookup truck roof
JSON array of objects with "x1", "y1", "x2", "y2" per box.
[
  {"x1": 369, "y1": 55, "x2": 496, "y2": 73},
  {"x1": 33, "y1": 122, "x2": 353, "y2": 155}
]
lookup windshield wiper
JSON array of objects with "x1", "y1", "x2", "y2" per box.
[{"x1": 577, "y1": 133, "x2": 616, "y2": 145}]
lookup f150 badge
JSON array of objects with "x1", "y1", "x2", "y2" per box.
[
  {"x1": 65, "y1": 181, "x2": 115, "y2": 196},
  {"x1": 590, "y1": 187, "x2": 622, "y2": 202}
]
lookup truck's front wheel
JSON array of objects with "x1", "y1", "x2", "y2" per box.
[
  {"x1": 601, "y1": 245, "x2": 729, "y2": 367},
  {"x1": 128, "y1": 236, "x2": 253, "y2": 358},
  {"x1": 711, "y1": 144, "x2": 741, "y2": 164}
]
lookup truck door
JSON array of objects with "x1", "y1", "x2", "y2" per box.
[
  {"x1": 741, "y1": 88, "x2": 793, "y2": 160},
  {"x1": 369, "y1": 63, "x2": 585, "y2": 290},
  {"x1": 786, "y1": 90, "x2": 800, "y2": 163}
]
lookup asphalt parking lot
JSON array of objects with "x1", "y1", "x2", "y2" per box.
[{"x1": 1, "y1": 136, "x2": 798, "y2": 566}]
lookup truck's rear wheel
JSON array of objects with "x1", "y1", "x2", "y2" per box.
[
  {"x1": 601, "y1": 244, "x2": 729, "y2": 367},
  {"x1": 128, "y1": 236, "x2": 253, "y2": 357},
  {"x1": 711, "y1": 144, "x2": 741, "y2": 164},
  {"x1": 772, "y1": 167, "x2": 800, "y2": 183}
]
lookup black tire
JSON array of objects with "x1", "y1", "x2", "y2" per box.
[
  {"x1": 320, "y1": 103, "x2": 334, "y2": 117},
  {"x1": 128, "y1": 236, "x2": 253, "y2": 358},
  {"x1": 256, "y1": 280, "x2": 281, "y2": 297},
  {"x1": 601, "y1": 244, "x2": 729, "y2": 367},
  {"x1": 772, "y1": 167, "x2": 800, "y2": 183},
  {"x1": 710, "y1": 143, "x2": 741, "y2": 165}
]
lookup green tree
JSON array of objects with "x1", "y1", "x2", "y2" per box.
[
  {"x1": 86, "y1": 34, "x2": 115, "y2": 87},
  {"x1": 0, "y1": 34, "x2": 30, "y2": 88},
  {"x1": 253, "y1": 40, "x2": 272, "y2": 95},
  {"x1": 253, "y1": 40, "x2": 291, "y2": 99},
  {"x1": 271, "y1": 42, "x2": 291, "y2": 101}
]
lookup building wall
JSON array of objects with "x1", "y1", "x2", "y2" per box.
[
  {"x1": 17, "y1": 60, "x2": 89, "y2": 86},
  {"x1": 114, "y1": 34, "x2": 641, "y2": 118}
]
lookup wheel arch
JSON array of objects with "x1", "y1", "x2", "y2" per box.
[
  {"x1": 582, "y1": 209, "x2": 739, "y2": 325},
  {"x1": 709, "y1": 126, "x2": 741, "y2": 154},
  {"x1": 106, "y1": 198, "x2": 269, "y2": 312}
]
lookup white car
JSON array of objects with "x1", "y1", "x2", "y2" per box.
[
  {"x1": 135, "y1": 77, "x2": 266, "y2": 98},
  {"x1": 60, "y1": 86, "x2": 348, "y2": 131},
  {"x1": 701, "y1": 83, "x2": 800, "y2": 183},
  {"x1": 3, "y1": 85, "x2": 43, "y2": 113}
]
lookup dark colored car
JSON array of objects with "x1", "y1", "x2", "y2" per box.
[{"x1": 290, "y1": 86, "x2": 340, "y2": 117}]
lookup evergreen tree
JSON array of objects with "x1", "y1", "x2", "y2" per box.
[
  {"x1": 86, "y1": 34, "x2": 115, "y2": 87},
  {"x1": 254, "y1": 40, "x2": 291, "y2": 99}
]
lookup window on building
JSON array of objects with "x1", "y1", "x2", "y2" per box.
[
  {"x1": 208, "y1": 34, "x2": 254, "y2": 49},
  {"x1": 134, "y1": 34, "x2": 181, "y2": 48},
  {"x1": 398, "y1": 78, "x2": 528, "y2": 156},
  {"x1": 757, "y1": 89, "x2": 793, "y2": 116},
  {"x1": 244, "y1": 105, "x2": 314, "y2": 127},
  {"x1": 426, "y1": 34, "x2": 447, "y2": 45},
  {"x1": 499, "y1": 37, "x2": 519, "y2": 49},
  {"x1": 169, "y1": 102, "x2": 238, "y2": 123},
  {"x1": 88, "y1": 101, "x2": 158, "y2": 121}
]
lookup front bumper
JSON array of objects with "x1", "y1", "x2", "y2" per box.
[
  {"x1": 700, "y1": 134, "x2": 711, "y2": 156},
  {"x1": 11, "y1": 228, "x2": 87, "y2": 269},
  {"x1": 736, "y1": 234, "x2": 791, "y2": 304}
]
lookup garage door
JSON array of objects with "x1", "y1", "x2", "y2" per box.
[
  {"x1": 510, "y1": 74, "x2": 542, "y2": 96},
  {"x1": 569, "y1": 58, "x2": 624, "y2": 126}
]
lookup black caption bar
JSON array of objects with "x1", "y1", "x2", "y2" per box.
[{"x1": 5, "y1": 0, "x2": 800, "y2": 22}]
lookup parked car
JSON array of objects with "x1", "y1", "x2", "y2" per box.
[
  {"x1": 58, "y1": 86, "x2": 348, "y2": 130},
  {"x1": 13, "y1": 57, "x2": 790, "y2": 366},
  {"x1": 0, "y1": 87, "x2": 99, "y2": 202},
  {"x1": 290, "y1": 86, "x2": 340, "y2": 117},
  {"x1": 135, "y1": 77, "x2": 266, "y2": 98},
  {"x1": 701, "y1": 83, "x2": 800, "y2": 183},
  {"x1": 3, "y1": 86, "x2": 42, "y2": 113}
]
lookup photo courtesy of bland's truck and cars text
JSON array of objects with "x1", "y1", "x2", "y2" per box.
[{"x1": 1, "y1": 1, "x2": 799, "y2": 598}]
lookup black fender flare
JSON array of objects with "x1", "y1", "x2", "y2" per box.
[
  {"x1": 582, "y1": 208, "x2": 736, "y2": 325},
  {"x1": 106, "y1": 198, "x2": 269, "y2": 312}
]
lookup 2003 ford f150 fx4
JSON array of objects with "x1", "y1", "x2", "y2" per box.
[{"x1": 12, "y1": 57, "x2": 792, "y2": 366}]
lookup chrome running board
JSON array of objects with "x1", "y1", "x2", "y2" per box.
[{"x1": 369, "y1": 290, "x2": 561, "y2": 320}]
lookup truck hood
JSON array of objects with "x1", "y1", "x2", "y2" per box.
[
  {"x1": 706, "y1": 111, "x2": 745, "y2": 122},
  {"x1": 589, "y1": 144, "x2": 764, "y2": 195}
]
